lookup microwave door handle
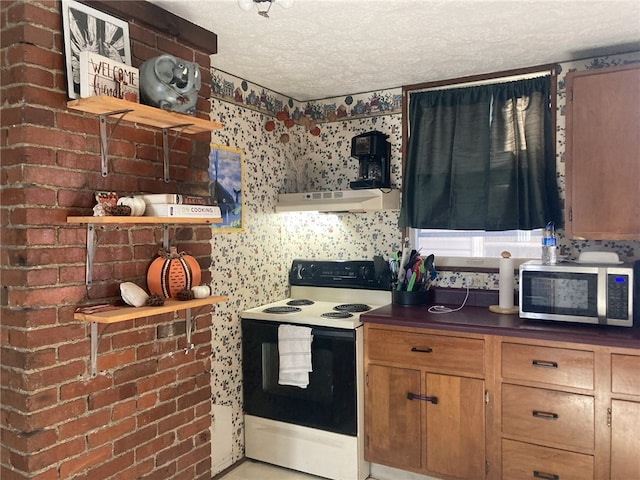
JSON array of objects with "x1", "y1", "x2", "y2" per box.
[{"x1": 598, "y1": 268, "x2": 607, "y2": 322}]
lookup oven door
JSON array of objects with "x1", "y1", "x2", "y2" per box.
[{"x1": 242, "y1": 318, "x2": 357, "y2": 436}]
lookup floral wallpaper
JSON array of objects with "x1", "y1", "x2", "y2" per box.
[{"x1": 207, "y1": 51, "x2": 640, "y2": 473}]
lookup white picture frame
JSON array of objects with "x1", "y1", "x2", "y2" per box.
[{"x1": 61, "y1": 0, "x2": 131, "y2": 99}]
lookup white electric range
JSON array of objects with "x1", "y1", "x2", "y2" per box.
[{"x1": 240, "y1": 259, "x2": 392, "y2": 480}]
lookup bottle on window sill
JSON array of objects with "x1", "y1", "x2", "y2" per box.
[{"x1": 541, "y1": 221, "x2": 557, "y2": 265}]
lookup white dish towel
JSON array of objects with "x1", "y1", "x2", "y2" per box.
[{"x1": 278, "y1": 324, "x2": 313, "y2": 388}]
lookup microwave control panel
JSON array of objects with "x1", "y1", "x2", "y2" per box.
[{"x1": 608, "y1": 273, "x2": 631, "y2": 319}]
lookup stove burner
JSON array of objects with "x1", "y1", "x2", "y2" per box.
[
  {"x1": 321, "y1": 311, "x2": 354, "y2": 319},
  {"x1": 263, "y1": 306, "x2": 302, "y2": 314},
  {"x1": 286, "y1": 299, "x2": 314, "y2": 306},
  {"x1": 334, "y1": 303, "x2": 371, "y2": 313}
]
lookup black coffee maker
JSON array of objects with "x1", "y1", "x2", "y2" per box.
[{"x1": 349, "y1": 131, "x2": 391, "y2": 190}]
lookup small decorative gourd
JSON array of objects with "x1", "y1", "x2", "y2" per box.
[
  {"x1": 147, "y1": 246, "x2": 201, "y2": 299},
  {"x1": 117, "y1": 195, "x2": 146, "y2": 216}
]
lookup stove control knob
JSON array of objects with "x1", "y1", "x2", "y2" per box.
[
  {"x1": 292, "y1": 263, "x2": 316, "y2": 280},
  {"x1": 360, "y1": 264, "x2": 373, "y2": 280}
]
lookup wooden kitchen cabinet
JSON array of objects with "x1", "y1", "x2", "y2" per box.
[
  {"x1": 610, "y1": 353, "x2": 640, "y2": 479},
  {"x1": 364, "y1": 324, "x2": 486, "y2": 479},
  {"x1": 564, "y1": 63, "x2": 640, "y2": 240}
]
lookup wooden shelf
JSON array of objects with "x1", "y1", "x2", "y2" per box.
[
  {"x1": 67, "y1": 216, "x2": 222, "y2": 225},
  {"x1": 75, "y1": 296, "x2": 227, "y2": 324},
  {"x1": 67, "y1": 96, "x2": 222, "y2": 134}
]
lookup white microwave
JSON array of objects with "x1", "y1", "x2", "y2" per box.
[{"x1": 519, "y1": 260, "x2": 635, "y2": 327}]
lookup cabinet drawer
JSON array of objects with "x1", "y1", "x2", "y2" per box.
[
  {"x1": 502, "y1": 384, "x2": 594, "y2": 450},
  {"x1": 502, "y1": 439, "x2": 593, "y2": 480},
  {"x1": 502, "y1": 343, "x2": 594, "y2": 389},
  {"x1": 612, "y1": 354, "x2": 640, "y2": 395},
  {"x1": 366, "y1": 328, "x2": 484, "y2": 375}
]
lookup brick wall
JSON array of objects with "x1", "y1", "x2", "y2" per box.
[{"x1": 1, "y1": 1, "x2": 216, "y2": 478}]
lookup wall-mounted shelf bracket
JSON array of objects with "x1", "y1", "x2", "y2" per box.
[
  {"x1": 163, "y1": 224, "x2": 170, "y2": 251},
  {"x1": 85, "y1": 224, "x2": 96, "y2": 286},
  {"x1": 185, "y1": 308, "x2": 193, "y2": 353},
  {"x1": 162, "y1": 124, "x2": 192, "y2": 183},
  {"x1": 90, "y1": 322, "x2": 99, "y2": 377},
  {"x1": 98, "y1": 109, "x2": 133, "y2": 177}
]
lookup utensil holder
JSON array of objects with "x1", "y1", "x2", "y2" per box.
[{"x1": 392, "y1": 289, "x2": 434, "y2": 306}]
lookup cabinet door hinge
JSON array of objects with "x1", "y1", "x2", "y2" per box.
[
  {"x1": 484, "y1": 390, "x2": 490, "y2": 406},
  {"x1": 365, "y1": 372, "x2": 369, "y2": 387},
  {"x1": 485, "y1": 460, "x2": 490, "y2": 476},
  {"x1": 569, "y1": 208, "x2": 573, "y2": 222},
  {"x1": 607, "y1": 407, "x2": 612, "y2": 427}
]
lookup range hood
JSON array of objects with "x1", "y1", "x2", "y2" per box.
[{"x1": 276, "y1": 189, "x2": 400, "y2": 213}]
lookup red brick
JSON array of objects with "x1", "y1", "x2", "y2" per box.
[
  {"x1": 86, "y1": 417, "x2": 136, "y2": 448},
  {"x1": 88, "y1": 382, "x2": 136, "y2": 410},
  {"x1": 158, "y1": 409, "x2": 194, "y2": 436},
  {"x1": 177, "y1": 388, "x2": 210, "y2": 412},
  {"x1": 0, "y1": 387, "x2": 56, "y2": 412},
  {"x1": 156, "y1": 437, "x2": 191, "y2": 467},
  {"x1": 60, "y1": 374, "x2": 111, "y2": 401},
  {"x1": 177, "y1": 443, "x2": 210, "y2": 474},
  {"x1": 178, "y1": 416, "x2": 210, "y2": 442},
  {"x1": 111, "y1": 328, "x2": 156, "y2": 351},
  {"x1": 137, "y1": 392, "x2": 157, "y2": 411},
  {"x1": 15, "y1": 436, "x2": 85, "y2": 472},
  {"x1": 137, "y1": 402, "x2": 176, "y2": 428},
  {"x1": 96, "y1": 347, "x2": 135, "y2": 372},
  {"x1": 136, "y1": 370, "x2": 176, "y2": 395},
  {"x1": 112, "y1": 424, "x2": 157, "y2": 456},
  {"x1": 159, "y1": 378, "x2": 196, "y2": 402},
  {"x1": 1, "y1": 425, "x2": 58, "y2": 454},
  {"x1": 135, "y1": 432, "x2": 175, "y2": 462},
  {"x1": 5, "y1": 398, "x2": 86, "y2": 433},
  {"x1": 58, "y1": 409, "x2": 110, "y2": 440},
  {"x1": 0, "y1": 307, "x2": 57, "y2": 329},
  {"x1": 111, "y1": 399, "x2": 136, "y2": 421},
  {"x1": 58, "y1": 444, "x2": 112, "y2": 479},
  {"x1": 87, "y1": 451, "x2": 135, "y2": 480},
  {"x1": 8, "y1": 323, "x2": 86, "y2": 350},
  {"x1": 0, "y1": 347, "x2": 56, "y2": 370},
  {"x1": 111, "y1": 457, "x2": 154, "y2": 480}
]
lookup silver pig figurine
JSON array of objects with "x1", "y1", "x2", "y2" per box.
[{"x1": 139, "y1": 54, "x2": 201, "y2": 115}]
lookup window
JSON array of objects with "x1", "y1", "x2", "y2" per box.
[
  {"x1": 399, "y1": 65, "x2": 562, "y2": 233},
  {"x1": 411, "y1": 228, "x2": 542, "y2": 267}
]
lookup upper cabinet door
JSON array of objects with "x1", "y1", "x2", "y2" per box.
[{"x1": 565, "y1": 64, "x2": 640, "y2": 240}]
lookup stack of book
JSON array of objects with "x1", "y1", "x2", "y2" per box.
[{"x1": 135, "y1": 194, "x2": 221, "y2": 218}]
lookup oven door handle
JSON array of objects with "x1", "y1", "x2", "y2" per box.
[{"x1": 310, "y1": 328, "x2": 355, "y2": 340}]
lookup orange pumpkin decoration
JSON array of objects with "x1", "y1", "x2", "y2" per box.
[{"x1": 147, "y1": 246, "x2": 201, "y2": 299}]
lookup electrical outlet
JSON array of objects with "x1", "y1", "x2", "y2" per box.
[{"x1": 464, "y1": 276, "x2": 474, "y2": 287}]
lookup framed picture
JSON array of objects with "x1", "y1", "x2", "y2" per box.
[
  {"x1": 209, "y1": 144, "x2": 244, "y2": 232},
  {"x1": 61, "y1": 0, "x2": 132, "y2": 99}
]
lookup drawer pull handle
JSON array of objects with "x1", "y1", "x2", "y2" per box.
[
  {"x1": 532, "y1": 359, "x2": 558, "y2": 369},
  {"x1": 532, "y1": 410, "x2": 559, "y2": 420},
  {"x1": 533, "y1": 470, "x2": 559, "y2": 480},
  {"x1": 407, "y1": 392, "x2": 438, "y2": 404},
  {"x1": 411, "y1": 347, "x2": 433, "y2": 353}
]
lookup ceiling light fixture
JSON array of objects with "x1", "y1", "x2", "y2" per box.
[{"x1": 238, "y1": 0, "x2": 293, "y2": 18}]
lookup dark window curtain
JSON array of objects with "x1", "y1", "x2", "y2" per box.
[{"x1": 399, "y1": 76, "x2": 562, "y2": 231}]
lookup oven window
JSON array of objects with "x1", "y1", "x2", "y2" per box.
[{"x1": 242, "y1": 319, "x2": 357, "y2": 436}]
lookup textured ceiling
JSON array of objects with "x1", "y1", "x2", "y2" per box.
[{"x1": 147, "y1": 0, "x2": 640, "y2": 101}]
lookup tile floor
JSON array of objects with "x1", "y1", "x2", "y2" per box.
[{"x1": 217, "y1": 459, "x2": 327, "y2": 480}]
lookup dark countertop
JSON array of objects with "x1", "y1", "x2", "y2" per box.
[{"x1": 362, "y1": 303, "x2": 640, "y2": 350}]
